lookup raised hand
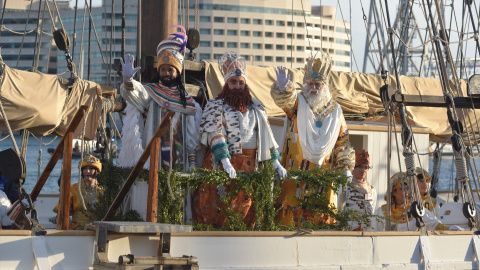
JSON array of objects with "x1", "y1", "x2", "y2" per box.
[
  {"x1": 221, "y1": 158, "x2": 237, "y2": 179},
  {"x1": 120, "y1": 53, "x2": 141, "y2": 81},
  {"x1": 275, "y1": 66, "x2": 290, "y2": 91},
  {"x1": 272, "y1": 159, "x2": 287, "y2": 179}
]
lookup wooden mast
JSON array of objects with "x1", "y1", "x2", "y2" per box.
[{"x1": 140, "y1": 0, "x2": 178, "y2": 83}]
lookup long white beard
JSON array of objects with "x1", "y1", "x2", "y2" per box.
[{"x1": 301, "y1": 84, "x2": 332, "y2": 112}]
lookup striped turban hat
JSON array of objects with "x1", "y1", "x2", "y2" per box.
[{"x1": 156, "y1": 25, "x2": 187, "y2": 74}]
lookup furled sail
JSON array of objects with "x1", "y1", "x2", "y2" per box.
[{"x1": 0, "y1": 63, "x2": 105, "y2": 139}]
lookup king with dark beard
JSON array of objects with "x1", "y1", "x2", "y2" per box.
[
  {"x1": 191, "y1": 51, "x2": 286, "y2": 229},
  {"x1": 119, "y1": 25, "x2": 202, "y2": 173}
]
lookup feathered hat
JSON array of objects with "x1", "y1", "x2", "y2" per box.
[
  {"x1": 303, "y1": 51, "x2": 332, "y2": 84},
  {"x1": 156, "y1": 25, "x2": 187, "y2": 74},
  {"x1": 218, "y1": 51, "x2": 247, "y2": 83}
]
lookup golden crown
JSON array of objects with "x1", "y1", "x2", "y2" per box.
[{"x1": 304, "y1": 51, "x2": 332, "y2": 84}]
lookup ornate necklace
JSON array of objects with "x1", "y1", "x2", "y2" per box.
[{"x1": 313, "y1": 100, "x2": 336, "y2": 128}]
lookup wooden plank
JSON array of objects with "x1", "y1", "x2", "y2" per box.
[
  {"x1": 30, "y1": 105, "x2": 89, "y2": 201},
  {"x1": 347, "y1": 122, "x2": 432, "y2": 134},
  {"x1": 103, "y1": 112, "x2": 174, "y2": 221},
  {"x1": 184, "y1": 60, "x2": 204, "y2": 72},
  {"x1": 427, "y1": 230, "x2": 474, "y2": 236},
  {"x1": 362, "y1": 231, "x2": 421, "y2": 236},
  {"x1": 147, "y1": 137, "x2": 160, "y2": 223},
  {"x1": 392, "y1": 93, "x2": 480, "y2": 109},
  {"x1": 93, "y1": 221, "x2": 191, "y2": 233},
  {"x1": 0, "y1": 230, "x2": 31, "y2": 236},
  {"x1": 174, "y1": 231, "x2": 363, "y2": 237},
  {"x1": 44, "y1": 230, "x2": 95, "y2": 236},
  {"x1": 57, "y1": 131, "x2": 73, "y2": 230}
]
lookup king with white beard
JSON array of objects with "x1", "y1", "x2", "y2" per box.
[{"x1": 270, "y1": 51, "x2": 355, "y2": 228}]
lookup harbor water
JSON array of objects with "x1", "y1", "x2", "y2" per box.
[{"x1": 0, "y1": 135, "x2": 121, "y2": 194}]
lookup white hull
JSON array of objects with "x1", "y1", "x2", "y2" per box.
[
  {"x1": 5, "y1": 195, "x2": 478, "y2": 269},
  {"x1": 0, "y1": 229, "x2": 477, "y2": 269}
]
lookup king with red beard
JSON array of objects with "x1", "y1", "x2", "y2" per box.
[{"x1": 192, "y1": 51, "x2": 286, "y2": 229}]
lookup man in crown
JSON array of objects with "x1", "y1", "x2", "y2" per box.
[
  {"x1": 271, "y1": 52, "x2": 355, "y2": 228},
  {"x1": 119, "y1": 25, "x2": 202, "y2": 171},
  {"x1": 191, "y1": 51, "x2": 287, "y2": 228}
]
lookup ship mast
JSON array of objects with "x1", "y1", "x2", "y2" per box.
[{"x1": 139, "y1": 0, "x2": 178, "y2": 83}]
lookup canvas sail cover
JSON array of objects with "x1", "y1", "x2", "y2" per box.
[
  {"x1": 202, "y1": 61, "x2": 473, "y2": 142},
  {"x1": 0, "y1": 64, "x2": 102, "y2": 139}
]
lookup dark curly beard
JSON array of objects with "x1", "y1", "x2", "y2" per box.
[
  {"x1": 160, "y1": 75, "x2": 177, "y2": 87},
  {"x1": 217, "y1": 83, "x2": 253, "y2": 113}
]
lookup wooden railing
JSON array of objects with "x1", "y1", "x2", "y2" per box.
[
  {"x1": 103, "y1": 111, "x2": 174, "y2": 222},
  {"x1": 29, "y1": 105, "x2": 89, "y2": 230}
]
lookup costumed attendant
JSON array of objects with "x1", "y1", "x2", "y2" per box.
[
  {"x1": 192, "y1": 51, "x2": 287, "y2": 229},
  {"x1": 271, "y1": 52, "x2": 355, "y2": 228},
  {"x1": 53, "y1": 155, "x2": 104, "y2": 230},
  {"x1": 119, "y1": 25, "x2": 202, "y2": 171},
  {"x1": 344, "y1": 150, "x2": 376, "y2": 231},
  {"x1": 0, "y1": 189, "x2": 14, "y2": 228},
  {"x1": 373, "y1": 172, "x2": 459, "y2": 231},
  {"x1": 415, "y1": 167, "x2": 440, "y2": 216}
]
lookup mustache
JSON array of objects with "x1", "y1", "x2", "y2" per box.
[{"x1": 160, "y1": 75, "x2": 176, "y2": 86}]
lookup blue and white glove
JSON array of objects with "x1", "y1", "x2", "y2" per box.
[
  {"x1": 272, "y1": 159, "x2": 287, "y2": 179},
  {"x1": 275, "y1": 66, "x2": 290, "y2": 91},
  {"x1": 221, "y1": 158, "x2": 237, "y2": 179},
  {"x1": 120, "y1": 53, "x2": 141, "y2": 82}
]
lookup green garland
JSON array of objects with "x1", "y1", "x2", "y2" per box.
[
  {"x1": 89, "y1": 160, "x2": 143, "y2": 222},
  {"x1": 91, "y1": 160, "x2": 381, "y2": 231}
]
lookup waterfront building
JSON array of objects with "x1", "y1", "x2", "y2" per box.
[
  {"x1": 0, "y1": 0, "x2": 351, "y2": 86},
  {"x1": 190, "y1": 0, "x2": 351, "y2": 71},
  {"x1": 0, "y1": 0, "x2": 67, "y2": 73}
]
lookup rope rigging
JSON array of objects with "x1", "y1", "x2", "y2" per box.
[
  {"x1": 439, "y1": 31, "x2": 480, "y2": 219},
  {"x1": 422, "y1": 0, "x2": 478, "y2": 229},
  {"x1": 368, "y1": 0, "x2": 388, "y2": 81},
  {"x1": 334, "y1": 0, "x2": 374, "y2": 116},
  {"x1": 383, "y1": 0, "x2": 427, "y2": 231}
]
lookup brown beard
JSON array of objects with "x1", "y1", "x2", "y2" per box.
[{"x1": 216, "y1": 83, "x2": 253, "y2": 113}]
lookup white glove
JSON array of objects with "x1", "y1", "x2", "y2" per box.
[
  {"x1": 275, "y1": 66, "x2": 290, "y2": 91},
  {"x1": 272, "y1": 159, "x2": 287, "y2": 179},
  {"x1": 187, "y1": 163, "x2": 196, "y2": 172},
  {"x1": 449, "y1": 225, "x2": 465, "y2": 231},
  {"x1": 344, "y1": 170, "x2": 352, "y2": 182},
  {"x1": 221, "y1": 158, "x2": 236, "y2": 179},
  {"x1": 120, "y1": 53, "x2": 141, "y2": 81}
]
